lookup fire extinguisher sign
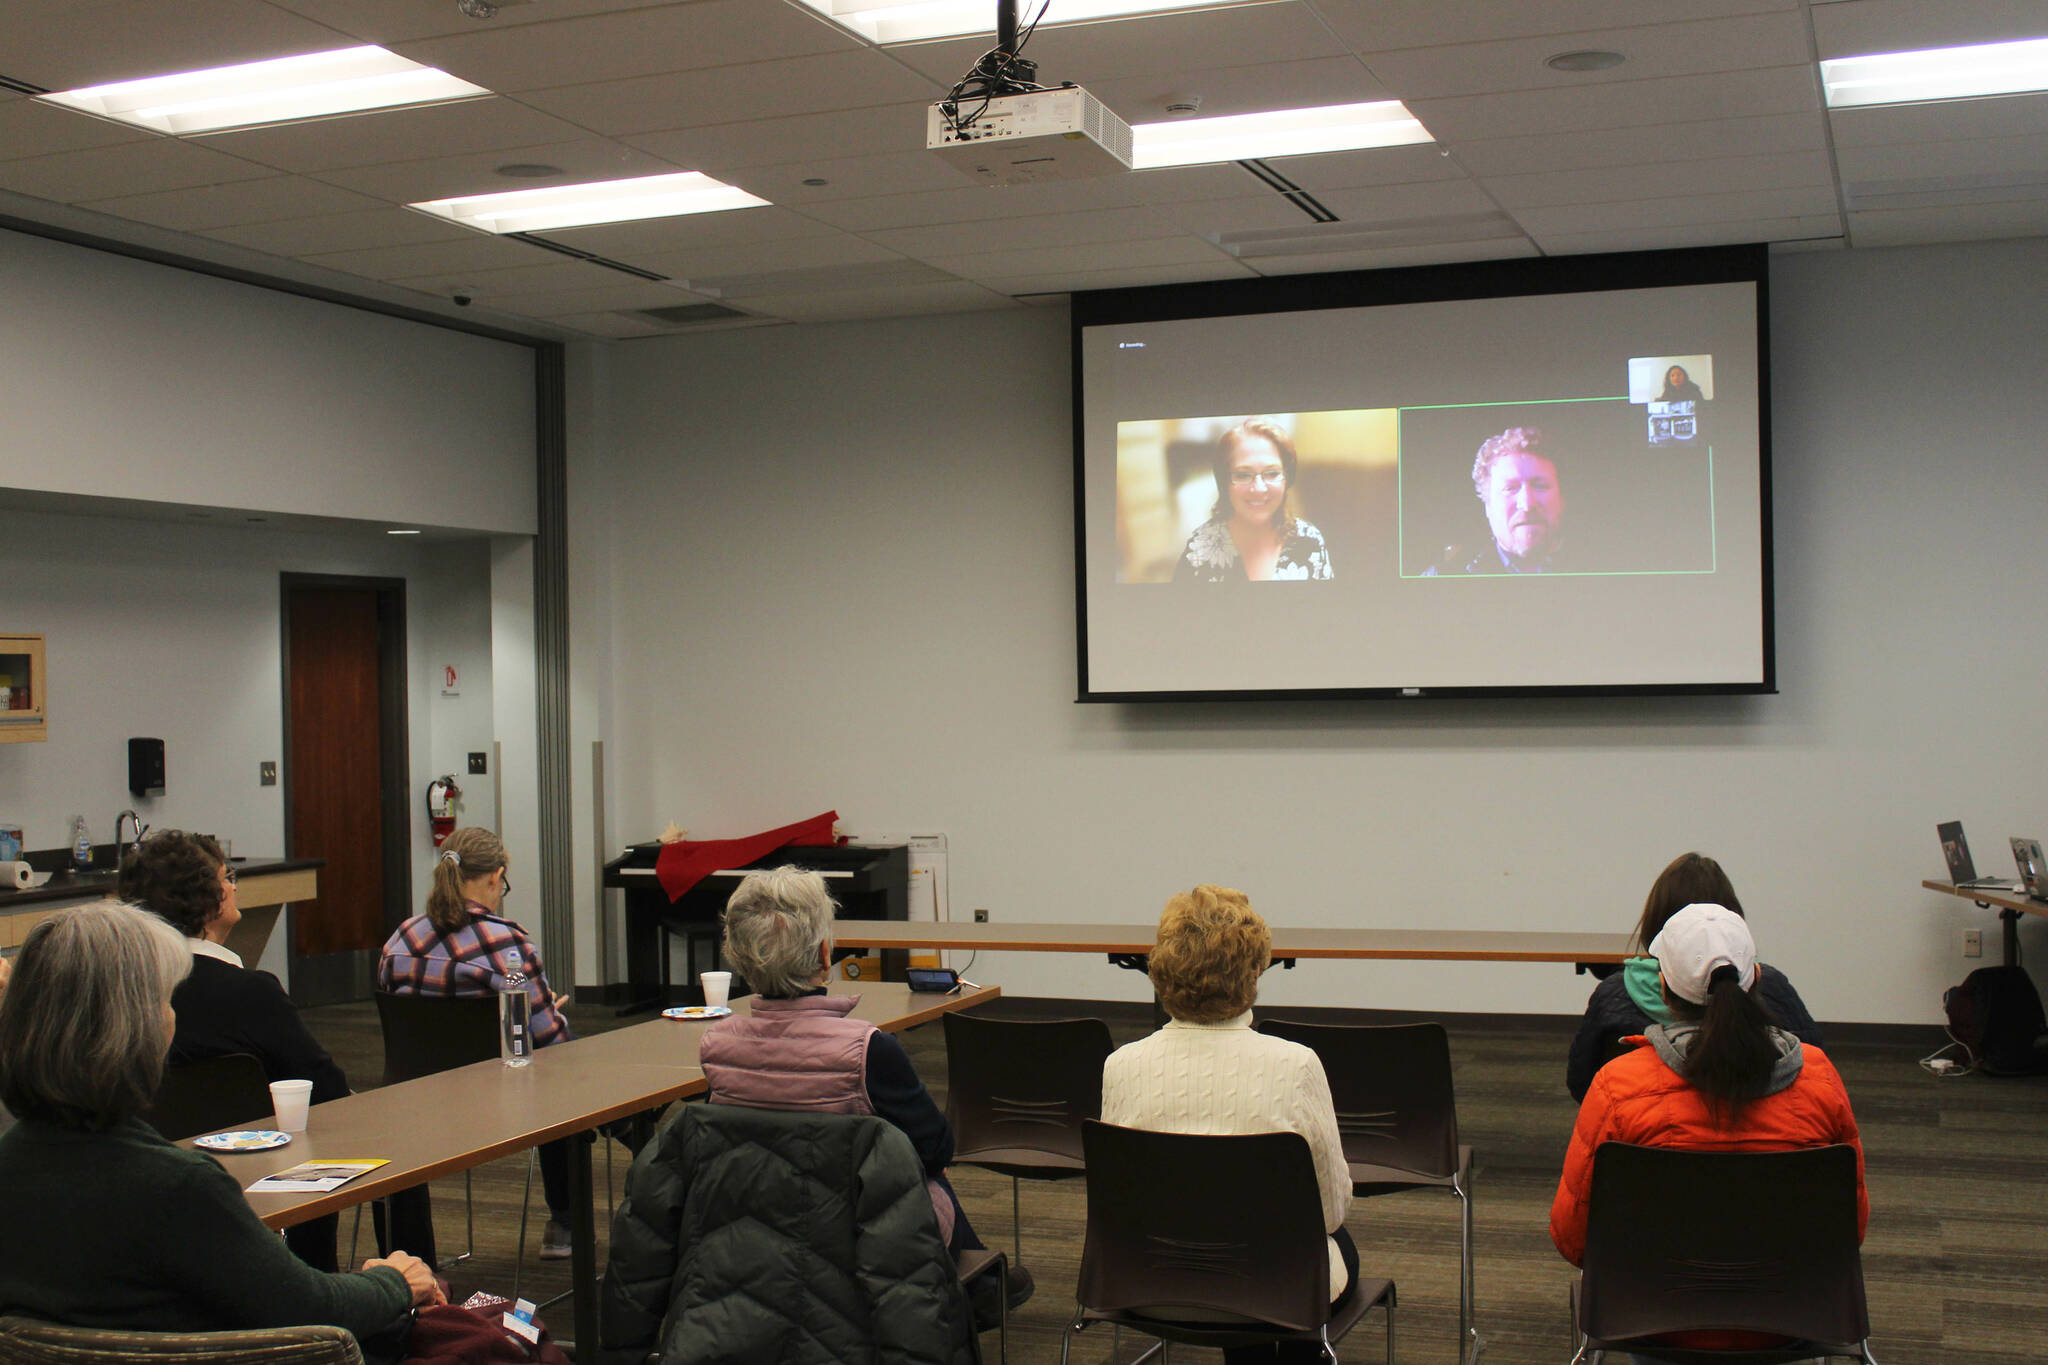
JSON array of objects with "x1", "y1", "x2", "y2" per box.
[{"x1": 440, "y1": 664, "x2": 460, "y2": 698}]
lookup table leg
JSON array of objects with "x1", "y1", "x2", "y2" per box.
[{"x1": 570, "y1": 1130, "x2": 596, "y2": 1354}]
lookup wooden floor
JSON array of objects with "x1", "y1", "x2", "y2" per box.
[{"x1": 302, "y1": 997, "x2": 2048, "y2": 1364}]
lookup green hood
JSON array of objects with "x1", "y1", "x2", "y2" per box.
[{"x1": 1622, "y1": 955, "x2": 1675, "y2": 1023}]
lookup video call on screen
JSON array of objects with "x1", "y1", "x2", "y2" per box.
[{"x1": 1073, "y1": 249, "x2": 1772, "y2": 699}]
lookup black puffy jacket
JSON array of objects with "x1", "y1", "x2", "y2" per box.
[
  {"x1": 598, "y1": 1104, "x2": 977, "y2": 1365},
  {"x1": 1566, "y1": 962, "x2": 1823, "y2": 1102}
]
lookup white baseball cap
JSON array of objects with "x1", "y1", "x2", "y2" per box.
[{"x1": 1647, "y1": 902, "x2": 1757, "y2": 1005}]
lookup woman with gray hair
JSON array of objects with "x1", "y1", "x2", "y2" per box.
[
  {"x1": 696, "y1": 867, "x2": 1010, "y2": 1285},
  {"x1": 0, "y1": 902, "x2": 441, "y2": 1342}
]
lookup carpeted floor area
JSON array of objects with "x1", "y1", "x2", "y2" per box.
[{"x1": 299, "y1": 995, "x2": 2048, "y2": 1363}]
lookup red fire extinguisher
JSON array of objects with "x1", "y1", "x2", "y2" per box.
[{"x1": 428, "y1": 776, "x2": 462, "y2": 848}]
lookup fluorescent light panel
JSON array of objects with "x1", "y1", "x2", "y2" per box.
[
  {"x1": 410, "y1": 172, "x2": 770, "y2": 234},
  {"x1": 1821, "y1": 35, "x2": 2048, "y2": 109},
  {"x1": 799, "y1": 0, "x2": 1273, "y2": 46},
  {"x1": 1133, "y1": 100, "x2": 1433, "y2": 169},
  {"x1": 38, "y1": 46, "x2": 489, "y2": 135}
]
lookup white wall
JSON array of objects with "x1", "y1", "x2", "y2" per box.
[
  {"x1": 0, "y1": 226, "x2": 537, "y2": 535},
  {"x1": 0, "y1": 509, "x2": 499, "y2": 979},
  {"x1": 587, "y1": 236, "x2": 2048, "y2": 1025}
]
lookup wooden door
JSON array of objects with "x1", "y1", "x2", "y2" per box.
[{"x1": 286, "y1": 586, "x2": 387, "y2": 961}]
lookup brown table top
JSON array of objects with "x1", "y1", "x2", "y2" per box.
[
  {"x1": 1921, "y1": 879, "x2": 2048, "y2": 918},
  {"x1": 211, "y1": 980, "x2": 999, "y2": 1229},
  {"x1": 833, "y1": 920, "x2": 1633, "y2": 964}
]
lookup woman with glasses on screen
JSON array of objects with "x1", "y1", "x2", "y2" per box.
[{"x1": 1174, "y1": 418, "x2": 1333, "y2": 582}]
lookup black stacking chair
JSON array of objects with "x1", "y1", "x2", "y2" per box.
[
  {"x1": 1061, "y1": 1121, "x2": 1396, "y2": 1364},
  {"x1": 942, "y1": 1012, "x2": 1113, "y2": 1271},
  {"x1": 1570, "y1": 1142, "x2": 1875, "y2": 1364},
  {"x1": 1258, "y1": 1017, "x2": 1478, "y2": 1364},
  {"x1": 147, "y1": 1053, "x2": 272, "y2": 1142},
  {"x1": 373, "y1": 991, "x2": 509, "y2": 1273}
]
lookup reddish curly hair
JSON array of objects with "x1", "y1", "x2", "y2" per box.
[{"x1": 1149, "y1": 884, "x2": 1271, "y2": 1023}]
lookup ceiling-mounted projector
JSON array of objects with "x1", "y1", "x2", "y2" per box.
[{"x1": 928, "y1": 86, "x2": 1134, "y2": 187}]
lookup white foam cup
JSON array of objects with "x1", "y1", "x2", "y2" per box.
[
  {"x1": 269, "y1": 1078, "x2": 314, "y2": 1132},
  {"x1": 700, "y1": 971, "x2": 732, "y2": 1010}
]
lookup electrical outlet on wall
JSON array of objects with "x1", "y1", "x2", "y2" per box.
[
  {"x1": 1963, "y1": 928, "x2": 1983, "y2": 958},
  {"x1": 973, "y1": 908, "x2": 989, "y2": 923}
]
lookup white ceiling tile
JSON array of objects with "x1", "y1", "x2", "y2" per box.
[
  {"x1": 0, "y1": 138, "x2": 273, "y2": 201},
  {"x1": 738, "y1": 279, "x2": 1016, "y2": 324},
  {"x1": 1481, "y1": 149, "x2": 1835, "y2": 209},
  {"x1": 1311, "y1": 178, "x2": 1506, "y2": 220},
  {"x1": 1838, "y1": 131, "x2": 2048, "y2": 185},
  {"x1": 1509, "y1": 184, "x2": 1840, "y2": 235},
  {"x1": 1828, "y1": 90, "x2": 2048, "y2": 148},
  {"x1": 199, "y1": 207, "x2": 478, "y2": 256},
  {"x1": 538, "y1": 309, "x2": 678, "y2": 338},
  {"x1": 391, "y1": 0, "x2": 857, "y2": 94},
  {"x1": 1, "y1": 0, "x2": 363, "y2": 90},
  {"x1": 1452, "y1": 112, "x2": 1826, "y2": 177},
  {"x1": 193, "y1": 98, "x2": 596, "y2": 174},
  {"x1": 261, "y1": 0, "x2": 668, "y2": 45},
  {"x1": 1245, "y1": 237, "x2": 1540, "y2": 276},
  {"x1": 1360, "y1": 11, "x2": 1814, "y2": 104},
  {"x1": 923, "y1": 234, "x2": 1231, "y2": 279},
  {"x1": 536, "y1": 205, "x2": 842, "y2": 256},
  {"x1": 889, "y1": 3, "x2": 1351, "y2": 86},
  {"x1": 721, "y1": 150, "x2": 979, "y2": 203},
  {"x1": 300, "y1": 233, "x2": 557, "y2": 279},
  {"x1": 519, "y1": 51, "x2": 944, "y2": 136},
  {"x1": 678, "y1": 257, "x2": 954, "y2": 296},
  {"x1": 982, "y1": 258, "x2": 1261, "y2": 297},
  {"x1": 1409, "y1": 66, "x2": 1821, "y2": 144},
  {"x1": 0, "y1": 100, "x2": 155, "y2": 161},
  {"x1": 1530, "y1": 214, "x2": 1843, "y2": 254},
  {"x1": 388, "y1": 257, "x2": 643, "y2": 299},
  {"x1": 864, "y1": 203, "x2": 1181, "y2": 256},
  {"x1": 1146, "y1": 193, "x2": 1331, "y2": 235},
  {"x1": 1259, "y1": 143, "x2": 1470, "y2": 192},
  {"x1": 469, "y1": 279, "x2": 728, "y2": 316},
  {"x1": 1809, "y1": 0, "x2": 2048, "y2": 61},
  {"x1": 309, "y1": 138, "x2": 681, "y2": 203},
  {"x1": 1847, "y1": 198, "x2": 2048, "y2": 245},
  {"x1": 798, "y1": 164, "x2": 1251, "y2": 231},
  {"x1": 76, "y1": 175, "x2": 381, "y2": 231},
  {"x1": 630, "y1": 232, "x2": 905, "y2": 279},
  {"x1": 1310, "y1": 0, "x2": 1797, "y2": 54},
  {"x1": 1086, "y1": 56, "x2": 1390, "y2": 125},
  {"x1": 622, "y1": 103, "x2": 930, "y2": 171}
]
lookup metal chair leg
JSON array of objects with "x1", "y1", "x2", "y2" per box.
[
  {"x1": 1455, "y1": 1172, "x2": 1477, "y2": 1363},
  {"x1": 1010, "y1": 1176, "x2": 1022, "y2": 1268}
]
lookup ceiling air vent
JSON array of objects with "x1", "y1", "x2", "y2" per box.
[{"x1": 632, "y1": 302, "x2": 755, "y2": 326}]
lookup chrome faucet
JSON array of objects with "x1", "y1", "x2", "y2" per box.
[{"x1": 114, "y1": 810, "x2": 147, "y2": 855}]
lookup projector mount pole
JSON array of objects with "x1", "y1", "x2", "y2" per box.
[{"x1": 996, "y1": 0, "x2": 1019, "y2": 62}]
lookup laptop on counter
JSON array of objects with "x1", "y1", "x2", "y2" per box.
[
  {"x1": 2010, "y1": 837, "x2": 2048, "y2": 902},
  {"x1": 1937, "y1": 821, "x2": 2018, "y2": 890}
]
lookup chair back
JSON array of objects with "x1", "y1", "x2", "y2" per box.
[
  {"x1": 1076, "y1": 1121, "x2": 1331, "y2": 1332},
  {"x1": 942, "y1": 1013, "x2": 1112, "y2": 1163},
  {"x1": 1578, "y1": 1142, "x2": 1870, "y2": 1346},
  {"x1": 0, "y1": 1316, "x2": 363, "y2": 1365},
  {"x1": 374, "y1": 991, "x2": 501, "y2": 1086},
  {"x1": 146, "y1": 1054, "x2": 272, "y2": 1142},
  {"x1": 1256, "y1": 1018, "x2": 1459, "y2": 1179}
]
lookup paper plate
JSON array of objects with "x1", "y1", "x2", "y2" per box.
[
  {"x1": 195, "y1": 1129, "x2": 292, "y2": 1152},
  {"x1": 662, "y1": 1005, "x2": 732, "y2": 1020}
]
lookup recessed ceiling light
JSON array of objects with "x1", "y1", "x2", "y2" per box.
[
  {"x1": 1821, "y1": 35, "x2": 2048, "y2": 109},
  {"x1": 1545, "y1": 50, "x2": 1626, "y2": 73},
  {"x1": 410, "y1": 171, "x2": 770, "y2": 234},
  {"x1": 795, "y1": 0, "x2": 1272, "y2": 46},
  {"x1": 37, "y1": 46, "x2": 490, "y2": 136},
  {"x1": 387, "y1": 529, "x2": 422, "y2": 536},
  {"x1": 495, "y1": 162, "x2": 565, "y2": 179},
  {"x1": 1132, "y1": 100, "x2": 1433, "y2": 170}
]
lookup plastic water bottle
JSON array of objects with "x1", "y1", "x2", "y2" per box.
[
  {"x1": 500, "y1": 950, "x2": 532, "y2": 1068},
  {"x1": 70, "y1": 816, "x2": 93, "y2": 871}
]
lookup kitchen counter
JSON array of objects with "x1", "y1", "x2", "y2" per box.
[
  {"x1": 0, "y1": 856, "x2": 323, "y2": 909},
  {"x1": 1, "y1": 857, "x2": 324, "y2": 964}
]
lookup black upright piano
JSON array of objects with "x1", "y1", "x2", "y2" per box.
[{"x1": 602, "y1": 842, "x2": 910, "y2": 1011}]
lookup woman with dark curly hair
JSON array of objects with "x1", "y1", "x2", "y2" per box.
[
  {"x1": 1099, "y1": 885, "x2": 1355, "y2": 1363},
  {"x1": 119, "y1": 831, "x2": 431, "y2": 1270}
]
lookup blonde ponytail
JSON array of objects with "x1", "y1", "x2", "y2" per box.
[{"x1": 426, "y1": 827, "x2": 507, "y2": 933}]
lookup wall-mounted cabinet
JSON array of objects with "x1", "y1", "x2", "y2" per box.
[{"x1": 0, "y1": 634, "x2": 46, "y2": 743}]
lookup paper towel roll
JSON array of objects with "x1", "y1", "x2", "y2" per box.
[{"x1": 2, "y1": 861, "x2": 32, "y2": 890}]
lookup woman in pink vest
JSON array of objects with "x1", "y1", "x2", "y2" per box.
[{"x1": 697, "y1": 866, "x2": 1029, "y2": 1315}]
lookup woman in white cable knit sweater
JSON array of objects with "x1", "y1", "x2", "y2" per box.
[{"x1": 1100, "y1": 885, "x2": 1356, "y2": 1362}]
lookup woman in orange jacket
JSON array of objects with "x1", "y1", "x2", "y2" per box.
[{"x1": 1550, "y1": 902, "x2": 1866, "y2": 1350}]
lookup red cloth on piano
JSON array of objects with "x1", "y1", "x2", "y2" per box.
[{"x1": 654, "y1": 810, "x2": 840, "y2": 903}]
